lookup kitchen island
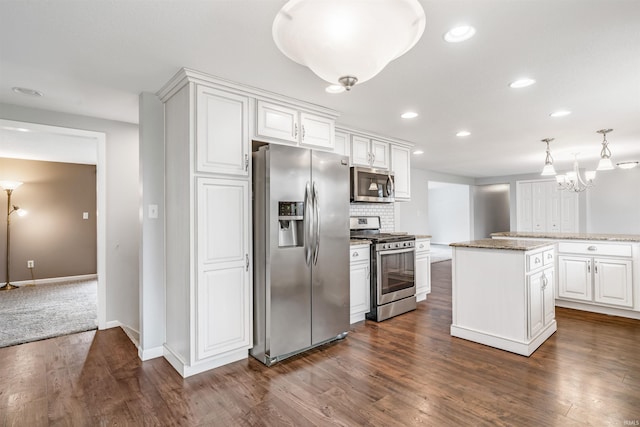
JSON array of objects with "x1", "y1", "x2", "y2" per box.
[{"x1": 450, "y1": 239, "x2": 556, "y2": 356}]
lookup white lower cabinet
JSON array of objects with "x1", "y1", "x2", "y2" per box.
[
  {"x1": 558, "y1": 253, "x2": 633, "y2": 308},
  {"x1": 350, "y1": 244, "x2": 370, "y2": 324},
  {"x1": 415, "y1": 238, "x2": 431, "y2": 301},
  {"x1": 527, "y1": 267, "x2": 555, "y2": 339}
]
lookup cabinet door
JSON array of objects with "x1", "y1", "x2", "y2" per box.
[
  {"x1": 415, "y1": 252, "x2": 431, "y2": 295},
  {"x1": 391, "y1": 145, "x2": 411, "y2": 200},
  {"x1": 196, "y1": 178, "x2": 251, "y2": 360},
  {"x1": 300, "y1": 113, "x2": 335, "y2": 149},
  {"x1": 543, "y1": 268, "x2": 555, "y2": 325},
  {"x1": 256, "y1": 100, "x2": 299, "y2": 143},
  {"x1": 532, "y1": 182, "x2": 547, "y2": 232},
  {"x1": 546, "y1": 182, "x2": 561, "y2": 232},
  {"x1": 371, "y1": 140, "x2": 389, "y2": 169},
  {"x1": 557, "y1": 256, "x2": 592, "y2": 301},
  {"x1": 334, "y1": 131, "x2": 350, "y2": 158},
  {"x1": 351, "y1": 135, "x2": 371, "y2": 166},
  {"x1": 528, "y1": 270, "x2": 545, "y2": 339},
  {"x1": 594, "y1": 258, "x2": 633, "y2": 307},
  {"x1": 560, "y1": 190, "x2": 579, "y2": 232},
  {"x1": 196, "y1": 86, "x2": 249, "y2": 176},
  {"x1": 517, "y1": 182, "x2": 533, "y2": 232},
  {"x1": 349, "y1": 261, "x2": 370, "y2": 322}
]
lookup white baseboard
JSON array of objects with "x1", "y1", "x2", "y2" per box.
[
  {"x1": 103, "y1": 320, "x2": 140, "y2": 348},
  {"x1": 139, "y1": 346, "x2": 164, "y2": 361},
  {"x1": 163, "y1": 344, "x2": 248, "y2": 378},
  {"x1": 555, "y1": 299, "x2": 640, "y2": 320},
  {"x1": 2, "y1": 274, "x2": 98, "y2": 287}
]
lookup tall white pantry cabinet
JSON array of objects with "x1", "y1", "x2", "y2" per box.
[{"x1": 159, "y1": 70, "x2": 252, "y2": 377}]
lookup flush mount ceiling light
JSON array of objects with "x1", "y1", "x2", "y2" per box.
[
  {"x1": 550, "y1": 110, "x2": 571, "y2": 118},
  {"x1": 444, "y1": 25, "x2": 476, "y2": 43},
  {"x1": 617, "y1": 161, "x2": 639, "y2": 170},
  {"x1": 540, "y1": 138, "x2": 557, "y2": 176},
  {"x1": 456, "y1": 130, "x2": 471, "y2": 137},
  {"x1": 596, "y1": 128, "x2": 615, "y2": 171},
  {"x1": 401, "y1": 112, "x2": 418, "y2": 119},
  {"x1": 509, "y1": 78, "x2": 536, "y2": 89},
  {"x1": 413, "y1": 150, "x2": 424, "y2": 155},
  {"x1": 12, "y1": 87, "x2": 43, "y2": 97},
  {"x1": 272, "y1": 0, "x2": 426, "y2": 91}
]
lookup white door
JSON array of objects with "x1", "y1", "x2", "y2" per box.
[
  {"x1": 256, "y1": 100, "x2": 299, "y2": 143},
  {"x1": 557, "y1": 255, "x2": 592, "y2": 301},
  {"x1": 517, "y1": 182, "x2": 533, "y2": 232},
  {"x1": 391, "y1": 145, "x2": 411, "y2": 200},
  {"x1": 542, "y1": 268, "x2": 555, "y2": 325},
  {"x1": 351, "y1": 135, "x2": 371, "y2": 166},
  {"x1": 594, "y1": 258, "x2": 633, "y2": 307},
  {"x1": 349, "y1": 261, "x2": 370, "y2": 322},
  {"x1": 196, "y1": 178, "x2": 251, "y2": 360},
  {"x1": 300, "y1": 113, "x2": 334, "y2": 149},
  {"x1": 196, "y1": 86, "x2": 249, "y2": 176},
  {"x1": 546, "y1": 182, "x2": 561, "y2": 232},
  {"x1": 371, "y1": 140, "x2": 389, "y2": 169},
  {"x1": 560, "y1": 190, "x2": 579, "y2": 233},
  {"x1": 532, "y1": 182, "x2": 546, "y2": 232},
  {"x1": 528, "y1": 270, "x2": 544, "y2": 339}
]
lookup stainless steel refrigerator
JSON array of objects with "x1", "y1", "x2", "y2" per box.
[{"x1": 251, "y1": 144, "x2": 350, "y2": 366}]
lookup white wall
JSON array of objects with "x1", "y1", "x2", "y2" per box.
[
  {"x1": 138, "y1": 93, "x2": 165, "y2": 359},
  {"x1": 586, "y1": 168, "x2": 640, "y2": 233},
  {"x1": 0, "y1": 102, "x2": 140, "y2": 330},
  {"x1": 428, "y1": 182, "x2": 471, "y2": 244}
]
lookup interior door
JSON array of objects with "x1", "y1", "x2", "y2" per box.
[{"x1": 311, "y1": 150, "x2": 350, "y2": 344}]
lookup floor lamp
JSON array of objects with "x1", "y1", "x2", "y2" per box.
[{"x1": 1, "y1": 181, "x2": 26, "y2": 291}]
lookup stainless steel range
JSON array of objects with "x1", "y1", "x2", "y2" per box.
[{"x1": 350, "y1": 217, "x2": 416, "y2": 321}]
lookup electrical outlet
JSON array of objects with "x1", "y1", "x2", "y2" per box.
[{"x1": 27, "y1": 260, "x2": 35, "y2": 268}]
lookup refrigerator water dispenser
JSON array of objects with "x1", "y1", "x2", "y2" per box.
[{"x1": 278, "y1": 201, "x2": 304, "y2": 248}]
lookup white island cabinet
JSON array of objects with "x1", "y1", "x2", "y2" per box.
[
  {"x1": 415, "y1": 237, "x2": 431, "y2": 301},
  {"x1": 450, "y1": 239, "x2": 557, "y2": 356}
]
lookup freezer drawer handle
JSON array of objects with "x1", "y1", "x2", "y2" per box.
[
  {"x1": 588, "y1": 246, "x2": 597, "y2": 251},
  {"x1": 245, "y1": 254, "x2": 249, "y2": 271}
]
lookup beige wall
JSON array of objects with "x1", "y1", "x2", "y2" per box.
[{"x1": 0, "y1": 158, "x2": 97, "y2": 282}]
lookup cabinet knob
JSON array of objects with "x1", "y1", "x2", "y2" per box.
[
  {"x1": 419, "y1": 244, "x2": 424, "y2": 248},
  {"x1": 587, "y1": 246, "x2": 597, "y2": 251},
  {"x1": 352, "y1": 252, "x2": 359, "y2": 257},
  {"x1": 535, "y1": 257, "x2": 540, "y2": 264}
]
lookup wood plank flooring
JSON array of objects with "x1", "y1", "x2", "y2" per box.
[{"x1": 1, "y1": 260, "x2": 639, "y2": 426}]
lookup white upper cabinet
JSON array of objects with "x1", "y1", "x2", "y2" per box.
[
  {"x1": 390, "y1": 145, "x2": 411, "y2": 200},
  {"x1": 334, "y1": 131, "x2": 349, "y2": 158},
  {"x1": 196, "y1": 85, "x2": 249, "y2": 176},
  {"x1": 256, "y1": 100, "x2": 335, "y2": 149},
  {"x1": 256, "y1": 100, "x2": 299, "y2": 143},
  {"x1": 351, "y1": 135, "x2": 389, "y2": 169}
]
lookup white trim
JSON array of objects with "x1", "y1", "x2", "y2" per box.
[
  {"x1": 4, "y1": 274, "x2": 97, "y2": 287},
  {"x1": 163, "y1": 344, "x2": 248, "y2": 378},
  {"x1": 556, "y1": 299, "x2": 640, "y2": 320},
  {"x1": 139, "y1": 346, "x2": 164, "y2": 361},
  {"x1": 104, "y1": 320, "x2": 121, "y2": 329}
]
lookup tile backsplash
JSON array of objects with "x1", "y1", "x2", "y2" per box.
[{"x1": 349, "y1": 203, "x2": 395, "y2": 232}]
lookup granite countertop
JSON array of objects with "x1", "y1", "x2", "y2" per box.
[
  {"x1": 350, "y1": 239, "x2": 371, "y2": 246},
  {"x1": 450, "y1": 238, "x2": 555, "y2": 251},
  {"x1": 491, "y1": 231, "x2": 640, "y2": 242}
]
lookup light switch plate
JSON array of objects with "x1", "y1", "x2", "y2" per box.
[
  {"x1": 148, "y1": 204, "x2": 158, "y2": 219},
  {"x1": 83, "y1": 212, "x2": 89, "y2": 219}
]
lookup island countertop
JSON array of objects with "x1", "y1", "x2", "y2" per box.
[
  {"x1": 450, "y1": 238, "x2": 554, "y2": 251},
  {"x1": 491, "y1": 231, "x2": 640, "y2": 242}
]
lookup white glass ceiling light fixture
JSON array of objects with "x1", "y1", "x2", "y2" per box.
[
  {"x1": 272, "y1": 0, "x2": 426, "y2": 91},
  {"x1": 617, "y1": 161, "x2": 639, "y2": 169},
  {"x1": 596, "y1": 128, "x2": 615, "y2": 171},
  {"x1": 540, "y1": 138, "x2": 556, "y2": 176}
]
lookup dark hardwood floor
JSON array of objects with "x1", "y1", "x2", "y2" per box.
[{"x1": 1, "y1": 260, "x2": 639, "y2": 426}]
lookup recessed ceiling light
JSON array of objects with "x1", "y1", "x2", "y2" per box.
[
  {"x1": 509, "y1": 78, "x2": 536, "y2": 89},
  {"x1": 550, "y1": 110, "x2": 571, "y2": 118},
  {"x1": 12, "y1": 87, "x2": 44, "y2": 97},
  {"x1": 401, "y1": 112, "x2": 419, "y2": 119},
  {"x1": 456, "y1": 130, "x2": 471, "y2": 137},
  {"x1": 413, "y1": 150, "x2": 424, "y2": 155},
  {"x1": 325, "y1": 84, "x2": 345, "y2": 94},
  {"x1": 444, "y1": 25, "x2": 476, "y2": 43},
  {"x1": 617, "y1": 161, "x2": 639, "y2": 169}
]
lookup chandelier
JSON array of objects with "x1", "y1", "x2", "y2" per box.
[
  {"x1": 540, "y1": 129, "x2": 615, "y2": 193},
  {"x1": 272, "y1": 0, "x2": 426, "y2": 91}
]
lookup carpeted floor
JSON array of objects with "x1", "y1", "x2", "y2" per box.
[{"x1": 0, "y1": 280, "x2": 97, "y2": 348}]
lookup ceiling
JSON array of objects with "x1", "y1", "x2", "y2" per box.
[{"x1": 1, "y1": 0, "x2": 639, "y2": 178}]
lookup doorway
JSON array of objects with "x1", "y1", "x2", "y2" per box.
[
  {"x1": 0, "y1": 119, "x2": 107, "y2": 329},
  {"x1": 427, "y1": 181, "x2": 471, "y2": 245}
]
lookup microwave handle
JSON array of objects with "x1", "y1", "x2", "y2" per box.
[{"x1": 386, "y1": 174, "x2": 394, "y2": 197}]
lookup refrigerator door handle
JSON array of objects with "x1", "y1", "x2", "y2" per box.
[
  {"x1": 312, "y1": 181, "x2": 320, "y2": 265},
  {"x1": 304, "y1": 182, "x2": 312, "y2": 266}
]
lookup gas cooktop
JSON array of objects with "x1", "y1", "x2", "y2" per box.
[{"x1": 350, "y1": 231, "x2": 416, "y2": 243}]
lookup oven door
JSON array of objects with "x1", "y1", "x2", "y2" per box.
[{"x1": 376, "y1": 246, "x2": 416, "y2": 305}]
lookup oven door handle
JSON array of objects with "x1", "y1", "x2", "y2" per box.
[{"x1": 378, "y1": 247, "x2": 415, "y2": 256}]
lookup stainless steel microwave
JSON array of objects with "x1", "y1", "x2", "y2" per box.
[{"x1": 350, "y1": 166, "x2": 395, "y2": 203}]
